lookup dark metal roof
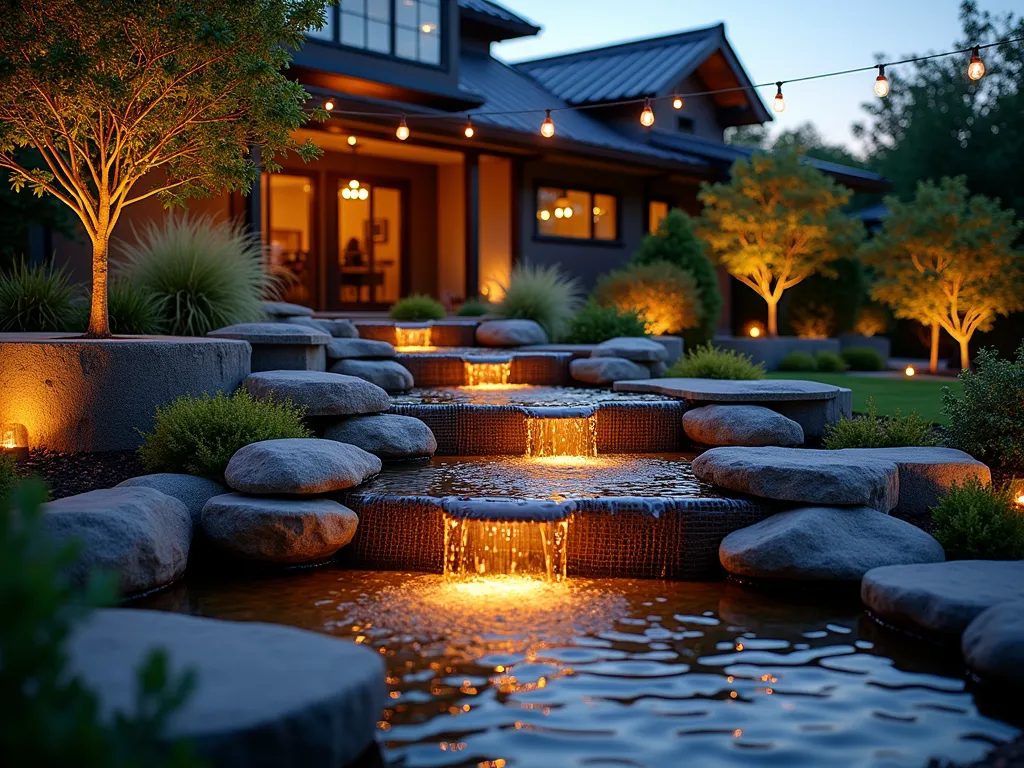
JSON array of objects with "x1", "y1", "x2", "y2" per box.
[
  {"x1": 515, "y1": 25, "x2": 723, "y2": 105},
  {"x1": 457, "y1": 0, "x2": 540, "y2": 39}
]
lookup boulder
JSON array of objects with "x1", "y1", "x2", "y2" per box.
[
  {"x1": 648, "y1": 360, "x2": 668, "y2": 378},
  {"x1": 719, "y1": 506, "x2": 944, "y2": 582},
  {"x1": 691, "y1": 446, "x2": 899, "y2": 512},
  {"x1": 225, "y1": 438, "x2": 381, "y2": 495},
  {"x1": 243, "y1": 370, "x2": 390, "y2": 417},
  {"x1": 475, "y1": 319, "x2": 548, "y2": 347},
  {"x1": 116, "y1": 473, "x2": 226, "y2": 526},
  {"x1": 962, "y1": 601, "x2": 1024, "y2": 687},
  {"x1": 569, "y1": 357, "x2": 650, "y2": 385},
  {"x1": 326, "y1": 338, "x2": 397, "y2": 360},
  {"x1": 323, "y1": 414, "x2": 437, "y2": 460},
  {"x1": 207, "y1": 322, "x2": 330, "y2": 346},
  {"x1": 202, "y1": 493, "x2": 360, "y2": 564},
  {"x1": 263, "y1": 300, "x2": 314, "y2": 318},
  {"x1": 592, "y1": 336, "x2": 668, "y2": 362},
  {"x1": 67, "y1": 608, "x2": 384, "y2": 768},
  {"x1": 43, "y1": 488, "x2": 191, "y2": 595},
  {"x1": 861, "y1": 560, "x2": 1024, "y2": 637},
  {"x1": 330, "y1": 359, "x2": 414, "y2": 393},
  {"x1": 282, "y1": 316, "x2": 359, "y2": 338},
  {"x1": 683, "y1": 405, "x2": 804, "y2": 448}
]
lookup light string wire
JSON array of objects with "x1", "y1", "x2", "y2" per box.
[{"x1": 316, "y1": 34, "x2": 1024, "y2": 124}]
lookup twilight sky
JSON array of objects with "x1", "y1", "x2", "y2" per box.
[{"x1": 493, "y1": 0, "x2": 1020, "y2": 153}]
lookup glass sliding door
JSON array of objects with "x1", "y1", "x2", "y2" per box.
[
  {"x1": 263, "y1": 173, "x2": 317, "y2": 307},
  {"x1": 337, "y1": 180, "x2": 403, "y2": 308}
]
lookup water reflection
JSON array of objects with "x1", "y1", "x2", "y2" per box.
[{"x1": 391, "y1": 385, "x2": 673, "y2": 407}]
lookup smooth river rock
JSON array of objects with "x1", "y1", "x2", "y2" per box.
[
  {"x1": 67, "y1": 608, "x2": 385, "y2": 768},
  {"x1": 861, "y1": 560, "x2": 1024, "y2": 637},
  {"x1": 476, "y1": 319, "x2": 548, "y2": 346},
  {"x1": 225, "y1": 438, "x2": 381, "y2": 495},
  {"x1": 326, "y1": 337, "x2": 397, "y2": 360},
  {"x1": 263, "y1": 300, "x2": 314, "y2": 318},
  {"x1": 116, "y1": 473, "x2": 226, "y2": 526},
  {"x1": 330, "y1": 359, "x2": 414, "y2": 393},
  {"x1": 570, "y1": 356, "x2": 650, "y2": 385},
  {"x1": 962, "y1": 601, "x2": 1024, "y2": 687},
  {"x1": 719, "y1": 506, "x2": 944, "y2": 582},
  {"x1": 683, "y1": 404, "x2": 804, "y2": 447},
  {"x1": 43, "y1": 487, "x2": 191, "y2": 595},
  {"x1": 283, "y1": 316, "x2": 359, "y2": 338},
  {"x1": 324, "y1": 414, "x2": 437, "y2": 460},
  {"x1": 207, "y1": 322, "x2": 330, "y2": 346},
  {"x1": 243, "y1": 370, "x2": 391, "y2": 416},
  {"x1": 691, "y1": 447, "x2": 899, "y2": 512},
  {"x1": 592, "y1": 336, "x2": 668, "y2": 362},
  {"x1": 202, "y1": 493, "x2": 360, "y2": 564}
]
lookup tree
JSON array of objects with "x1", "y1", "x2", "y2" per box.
[
  {"x1": 728, "y1": 122, "x2": 868, "y2": 172},
  {"x1": 698, "y1": 148, "x2": 862, "y2": 336},
  {"x1": 0, "y1": 0, "x2": 330, "y2": 337},
  {"x1": 632, "y1": 208, "x2": 721, "y2": 346},
  {"x1": 861, "y1": 177, "x2": 1024, "y2": 370}
]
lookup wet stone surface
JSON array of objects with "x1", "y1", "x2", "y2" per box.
[{"x1": 391, "y1": 385, "x2": 673, "y2": 407}]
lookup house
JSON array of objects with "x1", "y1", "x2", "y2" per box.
[{"x1": 53, "y1": 0, "x2": 886, "y2": 327}]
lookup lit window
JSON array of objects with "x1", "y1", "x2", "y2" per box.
[
  {"x1": 648, "y1": 200, "x2": 669, "y2": 234},
  {"x1": 306, "y1": 0, "x2": 441, "y2": 65},
  {"x1": 536, "y1": 187, "x2": 618, "y2": 241}
]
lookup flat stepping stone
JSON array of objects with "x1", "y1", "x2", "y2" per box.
[
  {"x1": 592, "y1": 336, "x2": 667, "y2": 362},
  {"x1": 692, "y1": 446, "x2": 899, "y2": 511},
  {"x1": 283, "y1": 316, "x2": 359, "y2": 338},
  {"x1": 476, "y1": 319, "x2": 548, "y2": 346},
  {"x1": 324, "y1": 414, "x2": 437, "y2": 459},
  {"x1": 330, "y1": 359, "x2": 414, "y2": 393},
  {"x1": 67, "y1": 608, "x2": 384, "y2": 767},
  {"x1": 684, "y1": 404, "x2": 804, "y2": 447},
  {"x1": 43, "y1": 487, "x2": 191, "y2": 595},
  {"x1": 861, "y1": 560, "x2": 1024, "y2": 637},
  {"x1": 570, "y1": 356, "x2": 650, "y2": 385},
  {"x1": 208, "y1": 322, "x2": 329, "y2": 345},
  {"x1": 263, "y1": 300, "x2": 314, "y2": 317},
  {"x1": 962, "y1": 601, "x2": 1024, "y2": 687},
  {"x1": 720, "y1": 506, "x2": 944, "y2": 582},
  {"x1": 225, "y1": 438, "x2": 381, "y2": 495},
  {"x1": 202, "y1": 493, "x2": 360, "y2": 564},
  {"x1": 326, "y1": 338, "x2": 396, "y2": 360},
  {"x1": 243, "y1": 370, "x2": 390, "y2": 416},
  {"x1": 116, "y1": 473, "x2": 226, "y2": 525}
]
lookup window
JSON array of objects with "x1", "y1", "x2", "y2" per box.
[
  {"x1": 648, "y1": 200, "x2": 669, "y2": 234},
  {"x1": 536, "y1": 187, "x2": 618, "y2": 242},
  {"x1": 306, "y1": 0, "x2": 442, "y2": 66}
]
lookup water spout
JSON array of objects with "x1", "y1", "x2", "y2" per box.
[
  {"x1": 463, "y1": 356, "x2": 513, "y2": 388},
  {"x1": 523, "y1": 406, "x2": 598, "y2": 460},
  {"x1": 395, "y1": 324, "x2": 434, "y2": 351}
]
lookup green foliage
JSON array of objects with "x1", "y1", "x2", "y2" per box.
[
  {"x1": 814, "y1": 351, "x2": 848, "y2": 373},
  {"x1": 0, "y1": 480, "x2": 202, "y2": 766},
  {"x1": 666, "y1": 344, "x2": 766, "y2": 380},
  {"x1": 0, "y1": 151, "x2": 76, "y2": 268},
  {"x1": 853, "y1": 304, "x2": 890, "y2": 337},
  {"x1": 389, "y1": 294, "x2": 446, "y2": 321},
  {"x1": 782, "y1": 257, "x2": 866, "y2": 338},
  {"x1": 138, "y1": 390, "x2": 312, "y2": 481},
  {"x1": 594, "y1": 261, "x2": 700, "y2": 336},
  {"x1": 931, "y1": 478, "x2": 1024, "y2": 561},
  {"x1": 698, "y1": 148, "x2": 862, "y2": 336},
  {"x1": 495, "y1": 263, "x2": 581, "y2": 340},
  {"x1": 105, "y1": 280, "x2": 163, "y2": 335},
  {"x1": 118, "y1": 217, "x2": 274, "y2": 337},
  {"x1": 457, "y1": 298, "x2": 491, "y2": 317},
  {"x1": 0, "y1": 453, "x2": 19, "y2": 498},
  {"x1": 943, "y1": 343, "x2": 1024, "y2": 470},
  {"x1": 778, "y1": 352, "x2": 818, "y2": 372},
  {"x1": 841, "y1": 346, "x2": 885, "y2": 371},
  {"x1": 0, "y1": 259, "x2": 79, "y2": 332},
  {"x1": 822, "y1": 398, "x2": 938, "y2": 449},
  {"x1": 631, "y1": 209, "x2": 721, "y2": 345},
  {"x1": 561, "y1": 300, "x2": 648, "y2": 344}
]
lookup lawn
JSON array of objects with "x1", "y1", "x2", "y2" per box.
[{"x1": 766, "y1": 372, "x2": 963, "y2": 424}]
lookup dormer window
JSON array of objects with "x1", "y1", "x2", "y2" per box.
[{"x1": 306, "y1": 0, "x2": 442, "y2": 66}]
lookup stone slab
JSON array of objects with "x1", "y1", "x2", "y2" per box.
[
  {"x1": 283, "y1": 316, "x2": 359, "y2": 338},
  {"x1": 243, "y1": 370, "x2": 390, "y2": 417},
  {"x1": 962, "y1": 601, "x2": 1024, "y2": 687},
  {"x1": 263, "y1": 301, "x2": 314, "y2": 317},
  {"x1": 208, "y1": 322, "x2": 330, "y2": 346}
]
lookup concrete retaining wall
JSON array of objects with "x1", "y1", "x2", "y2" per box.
[{"x1": 713, "y1": 336, "x2": 841, "y2": 371}]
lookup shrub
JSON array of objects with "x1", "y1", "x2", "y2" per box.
[
  {"x1": 457, "y1": 298, "x2": 491, "y2": 317},
  {"x1": 943, "y1": 344, "x2": 1024, "y2": 470},
  {"x1": 496, "y1": 263, "x2": 581, "y2": 340},
  {"x1": 822, "y1": 398, "x2": 939, "y2": 449},
  {"x1": 118, "y1": 216, "x2": 274, "y2": 336},
  {"x1": 841, "y1": 346, "x2": 885, "y2": 371},
  {"x1": 138, "y1": 390, "x2": 312, "y2": 481},
  {"x1": 666, "y1": 344, "x2": 765, "y2": 380},
  {"x1": 0, "y1": 259, "x2": 79, "y2": 332},
  {"x1": 931, "y1": 478, "x2": 1024, "y2": 560},
  {"x1": 1, "y1": 480, "x2": 201, "y2": 766},
  {"x1": 778, "y1": 351, "x2": 818, "y2": 371},
  {"x1": 632, "y1": 209, "x2": 721, "y2": 345},
  {"x1": 853, "y1": 303, "x2": 889, "y2": 337},
  {"x1": 0, "y1": 453, "x2": 18, "y2": 498},
  {"x1": 781, "y1": 257, "x2": 866, "y2": 338},
  {"x1": 595, "y1": 261, "x2": 700, "y2": 336},
  {"x1": 788, "y1": 306, "x2": 833, "y2": 339},
  {"x1": 390, "y1": 293, "x2": 445, "y2": 321},
  {"x1": 814, "y1": 351, "x2": 848, "y2": 372},
  {"x1": 561, "y1": 300, "x2": 649, "y2": 344},
  {"x1": 72, "y1": 279, "x2": 163, "y2": 335}
]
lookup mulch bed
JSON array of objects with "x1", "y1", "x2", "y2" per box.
[{"x1": 18, "y1": 449, "x2": 145, "y2": 500}]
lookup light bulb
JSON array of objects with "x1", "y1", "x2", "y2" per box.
[
  {"x1": 358, "y1": 187, "x2": 368, "y2": 200},
  {"x1": 968, "y1": 46, "x2": 985, "y2": 81},
  {"x1": 396, "y1": 117, "x2": 409, "y2": 141},
  {"x1": 640, "y1": 98, "x2": 655, "y2": 127},
  {"x1": 539, "y1": 210, "x2": 550, "y2": 221},
  {"x1": 341, "y1": 188, "x2": 351, "y2": 199},
  {"x1": 672, "y1": 95, "x2": 683, "y2": 110},
  {"x1": 874, "y1": 65, "x2": 889, "y2": 98},
  {"x1": 540, "y1": 109, "x2": 555, "y2": 138},
  {"x1": 464, "y1": 116, "x2": 474, "y2": 138},
  {"x1": 324, "y1": 98, "x2": 335, "y2": 111},
  {"x1": 554, "y1": 208, "x2": 564, "y2": 219},
  {"x1": 563, "y1": 207, "x2": 573, "y2": 218},
  {"x1": 349, "y1": 179, "x2": 359, "y2": 189},
  {"x1": 347, "y1": 135, "x2": 357, "y2": 146},
  {"x1": 772, "y1": 82, "x2": 786, "y2": 114}
]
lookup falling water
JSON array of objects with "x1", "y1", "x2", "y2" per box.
[
  {"x1": 394, "y1": 325, "x2": 434, "y2": 351},
  {"x1": 443, "y1": 515, "x2": 570, "y2": 582},
  {"x1": 464, "y1": 359, "x2": 513, "y2": 387},
  {"x1": 525, "y1": 407, "x2": 598, "y2": 459}
]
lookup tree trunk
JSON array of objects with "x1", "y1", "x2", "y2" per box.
[
  {"x1": 766, "y1": 299, "x2": 779, "y2": 337},
  {"x1": 929, "y1": 323, "x2": 939, "y2": 373},
  {"x1": 959, "y1": 336, "x2": 970, "y2": 371},
  {"x1": 86, "y1": 234, "x2": 111, "y2": 338}
]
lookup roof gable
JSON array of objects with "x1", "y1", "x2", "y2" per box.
[{"x1": 458, "y1": 0, "x2": 540, "y2": 42}]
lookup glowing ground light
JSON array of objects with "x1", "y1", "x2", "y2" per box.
[
  {"x1": 1016, "y1": 494, "x2": 1024, "y2": 506},
  {"x1": 905, "y1": 365, "x2": 916, "y2": 377},
  {"x1": 748, "y1": 325, "x2": 762, "y2": 338}
]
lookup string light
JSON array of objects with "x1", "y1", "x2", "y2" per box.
[
  {"x1": 396, "y1": 116, "x2": 409, "y2": 140},
  {"x1": 540, "y1": 109, "x2": 555, "y2": 138},
  {"x1": 464, "y1": 115, "x2": 474, "y2": 138},
  {"x1": 324, "y1": 98, "x2": 335, "y2": 111},
  {"x1": 772, "y1": 82, "x2": 785, "y2": 113},
  {"x1": 873, "y1": 64, "x2": 889, "y2": 98},
  {"x1": 672, "y1": 94, "x2": 683, "y2": 110},
  {"x1": 967, "y1": 46, "x2": 985, "y2": 80},
  {"x1": 347, "y1": 135, "x2": 357, "y2": 146},
  {"x1": 640, "y1": 98, "x2": 655, "y2": 127}
]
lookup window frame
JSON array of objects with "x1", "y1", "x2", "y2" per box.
[{"x1": 532, "y1": 183, "x2": 623, "y2": 246}]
